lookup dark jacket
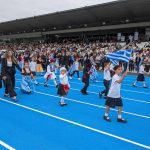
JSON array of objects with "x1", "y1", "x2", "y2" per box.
[
  {"x1": 1, "y1": 58, "x2": 21, "y2": 77},
  {"x1": 82, "y1": 59, "x2": 91, "y2": 83}
]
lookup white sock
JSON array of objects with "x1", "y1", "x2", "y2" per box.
[
  {"x1": 53, "y1": 79, "x2": 57, "y2": 86},
  {"x1": 105, "y1": 113, "x2": 108, "y2": 117},
  {"x1": 34, "y1": 80, "x2": 38, "y2": 84},
  {"x1": 118, "y1": 114, "x2": 122, "y2": 119},
  {"x1": 133, "y1": 81, "x2": 137, "y2": 85},
  {"x1": 61, "y1": 97, "x2": 65, "y2": 104}
]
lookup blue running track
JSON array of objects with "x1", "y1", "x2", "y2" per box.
[{"x1": 0, "y1": 72, "x2": 150, "y2": 150}]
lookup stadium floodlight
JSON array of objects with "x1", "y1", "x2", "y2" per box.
[
  {"x1": 53, "y1": 27, "x2": 56, "y2": 30},
  {"x1": 125, "y1": 19, "x2": 130, "y2": 23},
  {"x1": 33, "y1": 30, "x2": 35, "y2": 32},
  {"x1": 68, "y1": 26, "x2": 71, "y2": 29},
  {"x1": 84, "y1": 24, "x2": 87, "y2": 27},
  {"x1": 102, "y1": 22, "x2": 106, "y2": 25},
  {"x1": 43, "y1": 29, "x2": 45, "y2": 31}
]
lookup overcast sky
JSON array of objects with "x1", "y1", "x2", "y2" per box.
[{"x1": 0, "y1": 0, "x2": 115, "y2": 22}]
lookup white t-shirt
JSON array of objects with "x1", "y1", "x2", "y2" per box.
[
  {"x1": 74, "y1": 61, "x2": 79, "y2": 70},
  {"x1": 110, "y1": 64, "x2": 114, "y2": 71},
  {"x1": 107, "y1": 74, "x2": 121, "y2": 98},
  {"x1": 60, "y1": 74, "x2": 70, "y2": 87},
  {"x1": 104, "y1": 69, "x2": 111, "y2": 81},
  {"x1": 139, "y1": 65, "x2": 144, "y2": 74},
  {"x1": 30, "y1": 61, "x2": 37, "y2": 72}
]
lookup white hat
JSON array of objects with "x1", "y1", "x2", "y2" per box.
[{"x1": 60, "y1": 67, "x2": 66, "y2": 72}]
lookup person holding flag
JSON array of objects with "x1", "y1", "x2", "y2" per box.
[
  {"x1": 102, "y1": 49, "x2": 133, "y2": 123},
  {"x1": 103, "y1": 65, "x2": 128, "y2": 123}
]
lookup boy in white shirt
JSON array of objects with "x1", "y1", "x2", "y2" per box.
[
  {"x1": 103, "y1": 65, "x2": 127, "y2": 123},
  {"x1": 133, "y1": 62, "x2": 148, "y2": 88},
  {"x1": 99, "y1": 62, "x2": 111, "y2": 99},
  {"x1": 29, "y1": 57, "x2": 39, "y2": 85},
  {"x1": 70, "y1": 58, "x2": 80, "y2": 80}
]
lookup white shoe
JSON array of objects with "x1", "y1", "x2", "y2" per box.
[
  {"x1": 78, "y1": 78, "x2": 81, "y2": 80},
  {"x1": 70, "y1": 76, "x2": 72, "y2": 79}
]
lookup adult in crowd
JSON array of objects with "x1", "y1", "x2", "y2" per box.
[{"x1": 1, "y1": 50, "x2": 22, "y2": 101}]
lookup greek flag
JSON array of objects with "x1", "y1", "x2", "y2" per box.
[
  {"x1": 106, "y1": 49, "x2": 132, "y2": 63},
  {"x1": 109, "y1": 58, "x2": 119, "y2": 66}
]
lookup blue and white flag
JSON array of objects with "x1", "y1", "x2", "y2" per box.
[
  {"x1": 106, "y1": 49, "x2": 132, "y2": 63},
  {"x1": 109, "y1": 58, "x2": 119, "y2": 66}
]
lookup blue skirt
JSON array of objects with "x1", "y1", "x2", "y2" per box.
[{"x1": 21, "y1": 76, "x2": 34, "y2": 94}]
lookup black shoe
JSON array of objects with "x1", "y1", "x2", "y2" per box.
[
  {"x1": 56, "y1": 85, "x2": 59, "y2": 88},
  {"x1": 27, "y1": 91, "x2": 32, "y2": 94},
  {"x1": 44, "y1": 83, "x2": 48, "y2": 87},
  {"x1": 4, "y1": 94, "x2": 9, "y2": 97},
  {"x1": 99, "y1": 92, "x2": 102, "y2": 99},
  {"x1": 132, "y1": 84, "x2": 136, "y2": 87},
  {"x1": 103, "y1": 115, "x2": 111, "y2": 122},
  {"x1": 143, "y1": 86, "x2": 148, "y2": 88},
  {"x1": 81, "y1": 90, "x2": 86, "y2": 95},
  {"x1": 104, "y1": 96, "x2": 107, "y2": 99},
  {"x1": 60, "y1": 103, "x2": 68, "y2": 107},
  {"x1": 117, "y1": 118, "x2": 127, "y2": 123},
  {"x1": 84, "y1": 92, "x2": 88, "y2": 95}
]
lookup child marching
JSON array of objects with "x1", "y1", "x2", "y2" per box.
[
  {"x1": 89, "y1": 63, "x2": 98, "y2": 83},
  {"x1": 30, "y1": 56, "x2": 39, "y2": 85},
  {"x1": 133, "y1": 62, "x2": 148, "y2": 88},
  {"x1": 21, "y1": 62, "x2": 34, "y2": 94},
  {"x1": 44, "y1": 59, "x2": 58, "y2": 87},
  {"x1": 103, "y1": 65, "x2": 127, "y2": 123},
  {"x1": 57, "y1": 67, "x2": 70, "y2": 106},
  {"x1": 99, "y1": 62, "x2": 111, "y2": 99},
  {"x1": 81, "y1": 59, "x2": 91, "y2": 95},
  {"x1": 69, "y1": 58, "x2": 80, "y2": 80}
]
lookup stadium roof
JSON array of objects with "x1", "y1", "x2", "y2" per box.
[{"x1": 0, "y1": 0, "x2": 150, "y2": 35}]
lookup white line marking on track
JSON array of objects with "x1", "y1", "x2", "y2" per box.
[
  {"x1": 0, "y1": 97, "x2": 150, "y2": 150},
  {"x1": 14, "y1": 85, "x2": 150, "y2": 119},
  {"x1": 0, "y1": 140, "x2": 16, "y2": 150}
]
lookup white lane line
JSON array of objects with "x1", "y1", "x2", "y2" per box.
[
  {"x1": 15, "y1": 80, "x2": 150, "y2": 104},
  {"x1": 0, "y1": 140, "x2": 16, "y2": 150},
  {"x1": 14, "y1": 86, "x2": 150, "y2": 119},
  {"x1": 94, "y1": 80, "x2": 149, "y2": 87},
  {"x1": 0, "y1": 98, "x2": 150, "y2": 150}
]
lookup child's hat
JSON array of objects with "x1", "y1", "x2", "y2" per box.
[
  {"x1": 60, "y1": 67, "x2": 66, "y2": 72},
  {"x1": 50, "y1": 58, "x2": 55, "y2": 63}
]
